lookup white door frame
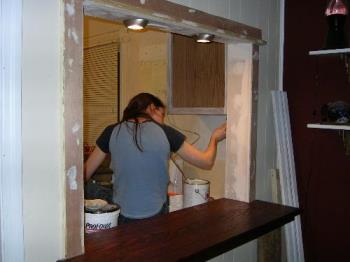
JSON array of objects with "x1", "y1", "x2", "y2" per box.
[{"x1": 0, "y1": 0, "x2": 25, "y2": 261}]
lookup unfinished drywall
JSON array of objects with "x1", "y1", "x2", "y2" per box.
[{"x1": 22, "y1": 0, "x2": 65, "y2": 261}]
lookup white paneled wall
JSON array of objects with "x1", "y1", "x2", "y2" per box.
[{"x1": 168, "y1": 1, "x2": 282, "y2": 261}]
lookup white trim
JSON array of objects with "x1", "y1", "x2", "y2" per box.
[
  {"x1": 278, "y1": 0, "x2": 285, "y2": 91},
  {"x1": 0, "y1": 0, "x2": 25, "y2": 261}
]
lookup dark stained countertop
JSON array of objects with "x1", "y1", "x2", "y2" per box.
[{"x1": 67, "y1": 198, "x2": 300, "y2": 262}]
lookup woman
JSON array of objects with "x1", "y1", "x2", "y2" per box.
[{"x1": 85, "y1": 93, "x2": 226, "y2": 225}]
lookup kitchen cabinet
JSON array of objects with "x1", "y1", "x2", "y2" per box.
[{"x1": 168, "y1": 34, "x2": 225, "y2": 114}]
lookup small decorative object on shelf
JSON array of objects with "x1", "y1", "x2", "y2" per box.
[
  {"x1": 321, "y1": 101, "x2": 350, "y2": 124},
  {"x1": 324, "y1": 0, "x2": 349, "y2": 49}
]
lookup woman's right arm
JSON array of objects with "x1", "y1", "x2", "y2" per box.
[
  {"x1": 177, "y1": 123, "x2": 226, "y2": 170},
  {"x1": 84, "y1": 146, "x2": 107, "y2": 181}
]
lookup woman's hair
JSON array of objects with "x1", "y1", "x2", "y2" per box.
[
  {"x1": 121, "y1": 93, "x2": 165, "y2": 122},
  {"x1": 118, "y1": 93, "x2": 165, "y2": 151}
]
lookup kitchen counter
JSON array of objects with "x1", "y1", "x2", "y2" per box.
[{"x1": 67, "y1": 198, "x2": 300, "y2": 261}]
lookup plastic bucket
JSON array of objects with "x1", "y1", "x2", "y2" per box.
[
  {"x1": 85, "y1": 205, "x2": 120, "y2": 233},
  {"x1": 183, "y1": 178, "x2": 210, "y2": 208}
]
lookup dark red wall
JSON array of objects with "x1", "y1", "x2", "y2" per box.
[{"x1": 284, "y1": 1, "x2": 350, "y2": 261}]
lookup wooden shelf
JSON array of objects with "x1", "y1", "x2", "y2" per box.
[
  {"x1": 309, "y1": 48, "x2": 350, "y2": 56},
  {"x1": 307, "y1": 123, "x2": 350, "y2": 130}
]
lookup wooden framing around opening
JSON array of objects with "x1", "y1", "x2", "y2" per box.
[{"x1": 63, "y1": 0, "x2": 263, "y2": 258}]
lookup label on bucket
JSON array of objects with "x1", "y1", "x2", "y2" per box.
[{"x1": 85, "y1": 210, "x2": 120, "y2": 233}]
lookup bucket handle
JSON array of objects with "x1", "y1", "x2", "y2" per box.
[{"x1": 194, "y1": 189, "x2": 207, "y2": 201}]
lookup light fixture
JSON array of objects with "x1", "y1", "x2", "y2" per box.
[
  {"x1": 196, "y1": 33, "x2": 215, "y2": 43},
  {"x1": 123, "y1": 18, "x2": 149, "y2": 30}
]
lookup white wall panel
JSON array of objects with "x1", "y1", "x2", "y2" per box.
[
  {"x1": 229, "y1": 0, "x2": 242, "y2": 21},
  {"x1": 208, "y1": 0, "x2": 230, "y2": 19},
  {"x1": 22, "y1": 0, "x2": 65, "y2": 261}
]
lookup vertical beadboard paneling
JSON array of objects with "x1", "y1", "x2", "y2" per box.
[
  {"x1": 188, "y1": 0, "x2": 209, "y2": 13},
  {"x1": 229, "y1": 0, "x2": 242, "y2": 21},
  {"x1": 208, "y1": 0, "x2": 230, "y2": 19}
]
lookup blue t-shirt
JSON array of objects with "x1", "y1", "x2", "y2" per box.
[{"x1": 96, "y1": 120, "x2": 185, "y2": 218}]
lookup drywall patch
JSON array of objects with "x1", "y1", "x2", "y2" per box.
[
  {"x1": 253, "y1": 50, "x2": 259, "y2": 60},
  {"x1": 68, "y1": 28, "x2": 79, "y2": 44},
  {"x1": 181, "y1": 20, "x2": 198, "y2": 27},
  {"x1": 68, "y1": 58, "x2": 74, "y2": 67},
  {"x1": 66, "y1": 1, "x2": 75, "y2": 16},
  {"x1": 67, "y1": 166, "x2": 78, "y2": 190},
  {"x1": 72, "y1": 123, "x2": 80, "y2": 134},
  {"x1": 152, "y1": 12, "x2": 171, "y2": 19}
]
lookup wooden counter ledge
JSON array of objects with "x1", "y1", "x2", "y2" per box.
[{"x1": 66, "y1": 198, "x2": 300, "y2": 262}]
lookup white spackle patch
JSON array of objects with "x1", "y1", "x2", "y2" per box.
[
  {"x1": 181, "y1": 20, "x2": 198, "y2": 27},
  {"x1": 76, "y1": 138, "x2": 80, "y2": 146},
  {"x1": 188, "y1": 9, "x2": 196, "y2": 13},
  {"x1": 71, "y1": 29, "x2": 79, "y2": 44},
  {"x1": 152, "y1": 12, "x2": 171, "y2": 19},
  {"x1": 67, "y1": 166, "x2": 77, "y2": 190},
  {"x1": 253, "y1": 51, "x2": 259, "y2": 60},
  {"x1": 140, "y1": 0, "x2": 145, "y2": 4},
  {"x1": 72, "y1": 123, "x2": 80, "y2": 134},
  {"x1": 65, "y1": 2, "x2": 75, "y2": 16},
  {"x1": 68, "y1": 58, "x2": 74, "y2": 67}
]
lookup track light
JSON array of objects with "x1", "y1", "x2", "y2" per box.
[
  {"x1": 123, "y1": 18, "x2": 149, "y2": 30},
  {"x1": 196, "y1": 33, "x2": 215, "y2": 43}
]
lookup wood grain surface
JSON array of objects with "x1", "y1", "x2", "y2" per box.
[{"x1": 65, "y1": 198, "x2": 299, "y2": 262}]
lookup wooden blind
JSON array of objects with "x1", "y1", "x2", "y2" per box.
[
  {"x1": 83, "y1": 42, "x2": 119, "y2": 146},
  {"x1": 172, "y1": 34, "x2": 225, "y2": 108}
]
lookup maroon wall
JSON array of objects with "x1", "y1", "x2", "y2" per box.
[{"x1": 284, "y1": 0, "x2": 350, "y2": 261}]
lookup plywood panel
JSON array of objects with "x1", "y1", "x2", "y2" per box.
[
  {"x1": 63, "y1": 0, "x2": 84, "y2": 258},
  {"x1": 171, "y1": 34, "x2": 225, "y2": 109}
]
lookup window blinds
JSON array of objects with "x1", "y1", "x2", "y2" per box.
[{"x1": 83, "y1": 42, "x2": 120, "y2": 147}]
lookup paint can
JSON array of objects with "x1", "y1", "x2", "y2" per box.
[
  {"x1": 168, "y1": 192, "x2": 183, "y2": 212},
  {"x1": 183, "y1": 178, "x2": 210, "y2": 208},
  {"x1": 84, "y1": 201, "x2": 120, "y2": 233}
]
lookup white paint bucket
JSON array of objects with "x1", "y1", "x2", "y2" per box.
[
  {"x1": 183, "y1": 178, "x2": 210, "y2": 208},
  {"x1": 85, "y1": 206, "x2": 120, "y2": 233},
  {"x1": 168, "y1": 193, "x2": 183, "y2": 212}
]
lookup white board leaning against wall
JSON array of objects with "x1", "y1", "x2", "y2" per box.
[{"x1": 0, "y1": 0, "x2": 25, "y2": 261}]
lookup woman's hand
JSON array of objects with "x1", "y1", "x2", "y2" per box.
[
  {"x1": 212, "y1": 122, "x2": 226, "y2": 143},
  {"x1": 177, "y1": 122, "x2": 227, "y2": 170}
]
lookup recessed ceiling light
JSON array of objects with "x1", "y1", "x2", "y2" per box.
[
  {"x1": 196, "y1": 33, "x2": 215, "y2": 43},
  {"x1": 123, "y1": 18, "x2": 149, "y2": 30}
]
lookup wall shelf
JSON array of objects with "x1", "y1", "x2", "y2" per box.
[
  {"x1": 307, "y1": 123, "x2": 350, "y2": 156},
  {"x1": 309, "y1": 48, "x2": 350, "y2": 56},
  {"x1": 307, "y1": 123, "x2": 350, "y2": 130},
  {"x1": 309, "y1": 48, "x2": 350, "y2": 82}
]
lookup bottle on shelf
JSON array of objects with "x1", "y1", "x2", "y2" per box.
[{"x1": 324, "y1": 0, "x2": 349, "y2": 49}]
